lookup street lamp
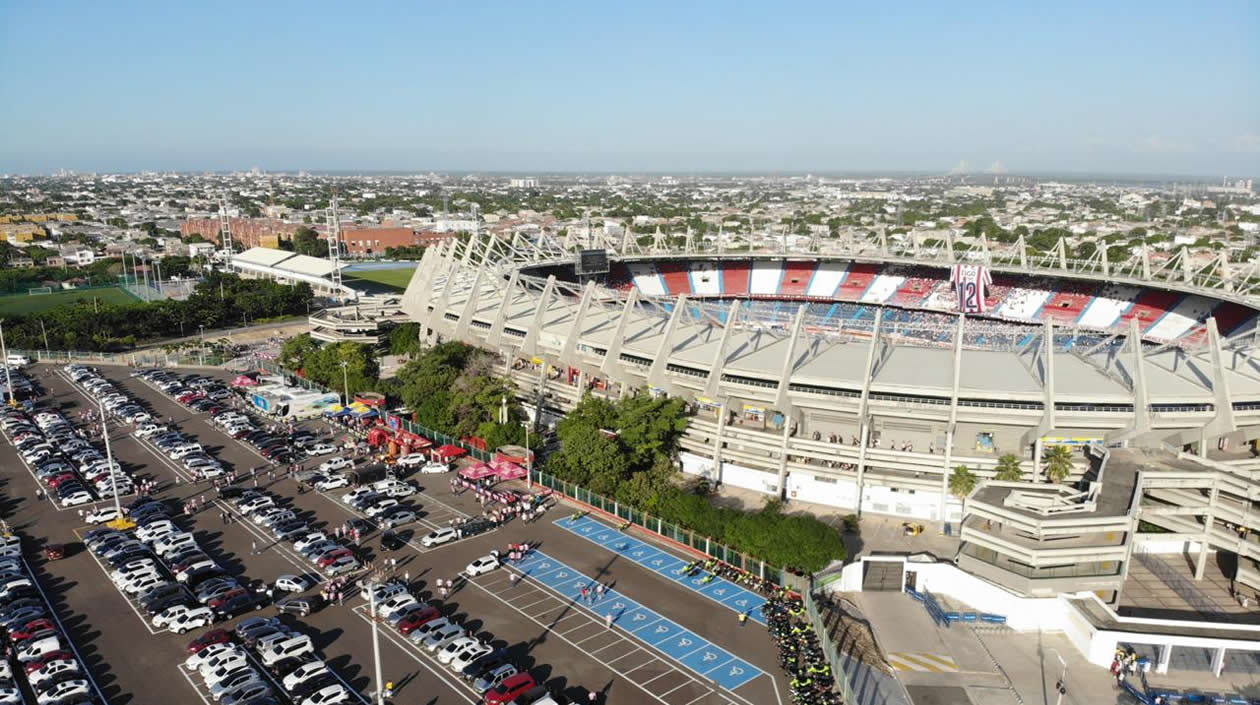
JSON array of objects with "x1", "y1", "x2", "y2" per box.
[
  {"x1": 0, "y1": 319, "x2": 14, "y2": 407},
  {"x1": 523, "y1": 420, "x2": 532, "y2": 490},
  {"x1": 367, "y1": 578, "x2": 386, "y2": 705},
  {"x1": 340, "y1": 360, "x2": 350, "y2": 405},
  {"x1": 97, "y1": 398, "x2": 128, "y2": 527}
]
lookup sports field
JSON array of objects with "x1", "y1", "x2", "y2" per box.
[
  {"x1": 342, "y1": 265, "x2": 417, "y2": 292},
  {"x1": 0, "y1": 286, "x2": 137, "y2": 316}
]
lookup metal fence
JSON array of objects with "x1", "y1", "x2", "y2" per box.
[
  {"x1": 803, "y1": 590, "x2": 860, "y2": 705},
  {"x1": 9, "y1": 347, "x2": 234, "y2": 369}
]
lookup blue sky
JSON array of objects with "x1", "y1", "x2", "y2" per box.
[{"x1": 1, "y1": 0, "x2": 1256, "y2": 176}]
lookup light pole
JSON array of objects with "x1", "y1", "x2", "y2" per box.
[
  {"x1": 97, "y1": 398, "x2": 125, "y2": 523},
  {"x1": 0, "y1": 319, "x2": 14, "y2": 407},
  {"x1": 1046, "y1": 647, "x2": 1067, "y2": 705},
  {"x1": 367, "y1": 578, "x2": 385, "y2": 705},
  {"x1": 524, "y1": 420, "x2": 532, "y2": 489},
  {"x1": 340, "y1": 361, "x2": 350, "y2": 405},
  {"x1": 38, "y1": 319, "x2": 49, "y2": 358}
]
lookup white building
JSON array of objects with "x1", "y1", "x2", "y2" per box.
[{"x1": 508, "y1": 178, "x2": 539, "y2": 188}]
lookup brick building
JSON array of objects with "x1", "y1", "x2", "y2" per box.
[
  {"x1": 179, "y1": 217, "x2": 304, "y2": 250},
  {"x1": 330, "y1": 226, "x2": 419, "y2": 257}
]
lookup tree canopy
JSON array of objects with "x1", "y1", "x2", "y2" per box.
[{"x1": 392, "y1": 342, "x2": 526, "y2": 449}]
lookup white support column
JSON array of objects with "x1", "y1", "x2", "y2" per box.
[
  {"x1": 520, "y1": 275, "x2": 556, "y2": 358},
  {"x1": 776, "y1": 410, "x2": 794, "y2": 501},
  {"x1": 453, "y1": 266, "x2": 485, "y2": 343},
  {"x1": 773, "y1": 305, "x2": 807, "y2": 411},
  {"x1": 1033, "y1": 437, "x2": 1044, "y2": 483},
  {"x1": 1156, "y1": 643, "x2": 1171, "y2": 675},
  {"x1": 1196, "y1": 485, "x2": 1219, "y2": 579},
  {"x1": 940, "y1": 314, "x2": 964, "y2": 522},
  {"x1": 560, "y1": 281, "x2": 597, "y2": 364},
  {"x1": 600, "y1": 289, "x2": 639, "y2": 376},
  {"x1": 712, "y1": 406, "x2": 728, "y2": 475},
  {"x1": 703, "y1": 300, "x2": 742, "y2": 398},
  {"x1": 430, "y1": 256, "x2": 464, "y2": 337},
  {"x1": 855, "y1": 313, "x2": 882, "y2": 517},
  {"x1": 647, "y1": 294, "x2": 688, "y2": 390},
  {"x1": 485, "y1": 269, "x2": 520, "y2": 348},
  {"x1": 1211, "y1": 646, "x2": 1226, "y2": 677}
]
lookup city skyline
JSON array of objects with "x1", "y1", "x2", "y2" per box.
[{"x1": 1, "y1": 0, "x2": 1257, "y2": 176}]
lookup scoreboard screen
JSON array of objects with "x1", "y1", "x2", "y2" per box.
[{"x1": 576, "y1": 249, "x2": 610, "y2": 275}]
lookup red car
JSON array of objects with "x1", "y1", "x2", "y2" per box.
[
  {"x1": 177, "y1": 392, "x2": 205, "y2": 404},
  {"x1": 186, "y1": 628, "x2": 232, "y2": 654},
  {"x1": 8, "y1": 618, "x2": 56, "y2": 640},
  {"x1": 484, "y1": 673, "x2": 536, "y2": 705},
  {"x1": 208, "y1": 588, "x2": 248, "y2": 609},
  {"x1": 46, "y1": 473, "x2": 77, "y2": 488},
  {"x1": 24, "y1": 650, "x2": 73, "y2": 674},
  {"x1": 316, "y1": 549, "x2": 352, "y2": 568},
  {"x1": 396, "y1": 606, "x2": 440, "y2": 635}
]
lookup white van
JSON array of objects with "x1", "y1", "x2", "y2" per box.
[
  {"x1": 5, "y1": 353, "x2": 30, "y2": 368},
  {"x1": 17, "y1": 635, "x2": 62, "y2": 663}
]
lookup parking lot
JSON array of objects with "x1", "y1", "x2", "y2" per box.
[{"x1": 0, "y1": 363, "x2": 790, "y2": 705}]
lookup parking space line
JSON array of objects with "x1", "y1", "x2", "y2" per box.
[
  {"x1": 176, "y1": 666, "x2": 215, "y2": 705},
  {"x1": 24, "y1": 556, "x2": 115, "y2": 705},
  {"x1": 72, "y1": 528, "x2": 164, "y2": 636}
]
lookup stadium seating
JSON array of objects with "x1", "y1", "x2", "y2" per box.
[{"x1": 607, "y1": 257, "x2": 1251, "y2": 343}]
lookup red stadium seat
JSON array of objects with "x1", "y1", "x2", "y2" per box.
[
  {"x1": 780, "y1": 261, "x2": 817, "y2": 296},
  {"x1": 657, "y1": 261, "x2": 692, "y2": 295},
  {"x1": 721, "y1": 260, "x2": 751, "y2": 295},
  {"x1": 836, "y1": 262, "x2": 879, "y2": 300}
]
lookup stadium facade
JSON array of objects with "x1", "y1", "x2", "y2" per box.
[{"x1": 399, "y1": 232, "x2": 1260, "y2": 605}]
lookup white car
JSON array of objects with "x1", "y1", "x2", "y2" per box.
[
  {"x1": 60, "y1": 491, "x2": 95, "y2": 507},
  {"x1": 122, "y1": 573, "x2": 165, "y2": 595},
  {"x1": 395, "y1": 453, "x2": 428, "y2": 467},
  {"x1": 136, "y1": 519, "x2": 177, "y2": 542},
  {"x1": 293, "y1": 533, "x2": 329, "y2": 553},
  {"x1": 464, "y1": 554, "x2": 501, "y2": 578},
  {"x1": 364, "y1": 499, "x2": 399, "y2": 518},
  {"x1": 261, "y1": 635, "x2": 314, "y2": 666},
  {"x1": 199, "y1": 650, "x2": 248, "y2": 678},
  {"x1": 36, "y1": 680, "x2": 90, "y2": 705},
  {"x1": 28, "y1": 658, "x2": 80, "y2": 687},
  {"x1": 85, "y1": 506, "x2": 121, "y2": 524},
  {"x1": 185, "y1": 643, "x2": 238, "y2": 671},
  {"x1": 305, "y1": 443, "x2": 336, "y2": 457},
  {"x1": 319, "y1": 457, "x2": 352, "y2": 472},
  {"x1": 375, "y1": 594, "x2": 418, "y2": 620},
  {"x1": 421, "y1": 527, "x2": 459, "y2": 547},
  {"x1": 282, "y1": 660, "x2": 329, "y2": 692},
  {"x1": 340, "y1": 488, "x2": 374, "y2": 505},
  {"x1": 448, "y1": 640, "x2": 492, "y2": 672},
  {"x1": 436, "y1": 636, "x2": 479, "y2": 665},
  {"x1": 134, "y1": 423, "x2": 167, "y2": 438},
  {"x1": 0, "y1": 687, "x2": 20, "y2": 705},
  {"x1": 153, "y1": 604, "x2": 210, "y2": 629},
  {"x1": 419, "y1": 461, "x2": 450, "y2": 474},
  {"x1": 314, "y1": 474, "x2": 349, "y2": 491},
  {"x1": 274, "y1": 575, "x2": 310, "y2": 593},
  {"x1": 161, "y1": 607, "x2": 216, "y2": 634},
  {"x1": 298, "y1": 684, "x2": 350, "y2": 705}
]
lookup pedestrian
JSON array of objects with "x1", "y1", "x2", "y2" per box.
[
  {"x1": 383, "y1": 681, "x2": 394, "y2": 698},
  {"x1": 589, "y1": 691, "x2": 597, "y2": 704},
  {"x1": 581, "y1": 587, "x2": 588, "y2": 602},
  {"x1": 251, "y1": 540, "x2": 257, "y2": 554},
  {"x1": 605, "y1": 613, "x2": 613, "y2": 629},
  {"x1": 404, "y1": 571, "x2": 409, "y2": 584}
]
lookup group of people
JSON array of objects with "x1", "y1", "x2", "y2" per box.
[{"x1": 764, "y1": 592, "x2": 841, "y2": 705}]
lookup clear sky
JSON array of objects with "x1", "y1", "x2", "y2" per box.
[{"x1": 1, "y1": 0, "x2": 1256, "y2": 176}]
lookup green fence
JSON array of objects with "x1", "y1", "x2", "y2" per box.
[
  {"x1": 531, "y1": 467, "x2": 787, "y2": 586},
  {"x1": 804, "y1": 590, "x2": 859, "y2": 705}
]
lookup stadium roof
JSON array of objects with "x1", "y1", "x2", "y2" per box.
[
  {"x1": 234, "y1": 247, "x2": 295, "y2": 268},
  {"x1": 276, "y1": 254, "x2": 341, "y2": 277}
]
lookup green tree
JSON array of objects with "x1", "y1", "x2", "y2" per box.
[
  {"x1": 293, "y1": 226, "x2": 324, "y2": 257},
  {"x1": 994, "y1": 453, "x2": 1023, "y2": 482},
  {"x1": 280, "y1": 333, "x2": 321, "y2": 371},
  {"x1": 949, "y1": 465, "x2": 978, "y2": 508},
  {"x1": 1043, "y1": 445, "x2": 1073, "y2": 484}
]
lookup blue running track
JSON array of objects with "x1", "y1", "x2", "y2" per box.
[
  {"x1": 513, "y1": 548, "x2": 763, "y2": 690},
  {"x1": 554, "y1": 516, "x2": 769, "y2": 625}
]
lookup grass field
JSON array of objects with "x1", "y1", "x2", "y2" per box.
[
  {"x1": 0, "y1": 287, "x2": 138, "y2": 316},
  {"x1": 342, "y1": 265, "x2": 417, "y2": 292}
]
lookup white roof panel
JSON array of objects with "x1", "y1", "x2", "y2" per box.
[{"x1": 234, "y1": 247, "x2": 295, "y2": 267}]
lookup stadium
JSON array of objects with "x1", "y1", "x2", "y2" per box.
[{"x1": 398, "y1": 231, "x2": 1260, "y2": 643}]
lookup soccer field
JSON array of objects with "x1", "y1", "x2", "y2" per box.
[
  {"x1": 342, "y1": 265, "x2": 417, "y2": 292},
  {"x1": 0, "y1": 287, "x2": 138, "y2": 316}
]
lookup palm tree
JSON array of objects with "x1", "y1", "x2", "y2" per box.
[
  {"x1": 949, "y1": 465, "x2": 978, "y2": 508},
  {"x1": 994, "y1": 453, "x2": 1023, "y2": 482},
  {"x1": 1043, "y1": 445, "x2": 1073, "y2": 484}
]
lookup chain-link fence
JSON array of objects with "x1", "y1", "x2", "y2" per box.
[{"x1": 804, "y1": 590, "x2": 860, "y2": 705}]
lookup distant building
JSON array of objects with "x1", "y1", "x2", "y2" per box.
[
  {"x1": 508, "y1": 178, "x2": 539, "y2": 188},
  {"x1": 180, "y1": 217, "x2": 303, "y2": 249},
  {"x1": 187, "y1": 242, "x2": 217, "y2": 259},
  {"x1": 433, "y1": 216, "x2": 478, "y2": 233},
  {"x1": 60, "y1": 248, "x2": 96, "y2": 266},
  {"x1": 329, "y1": 226, "x2": 418, "y2": 257}
]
